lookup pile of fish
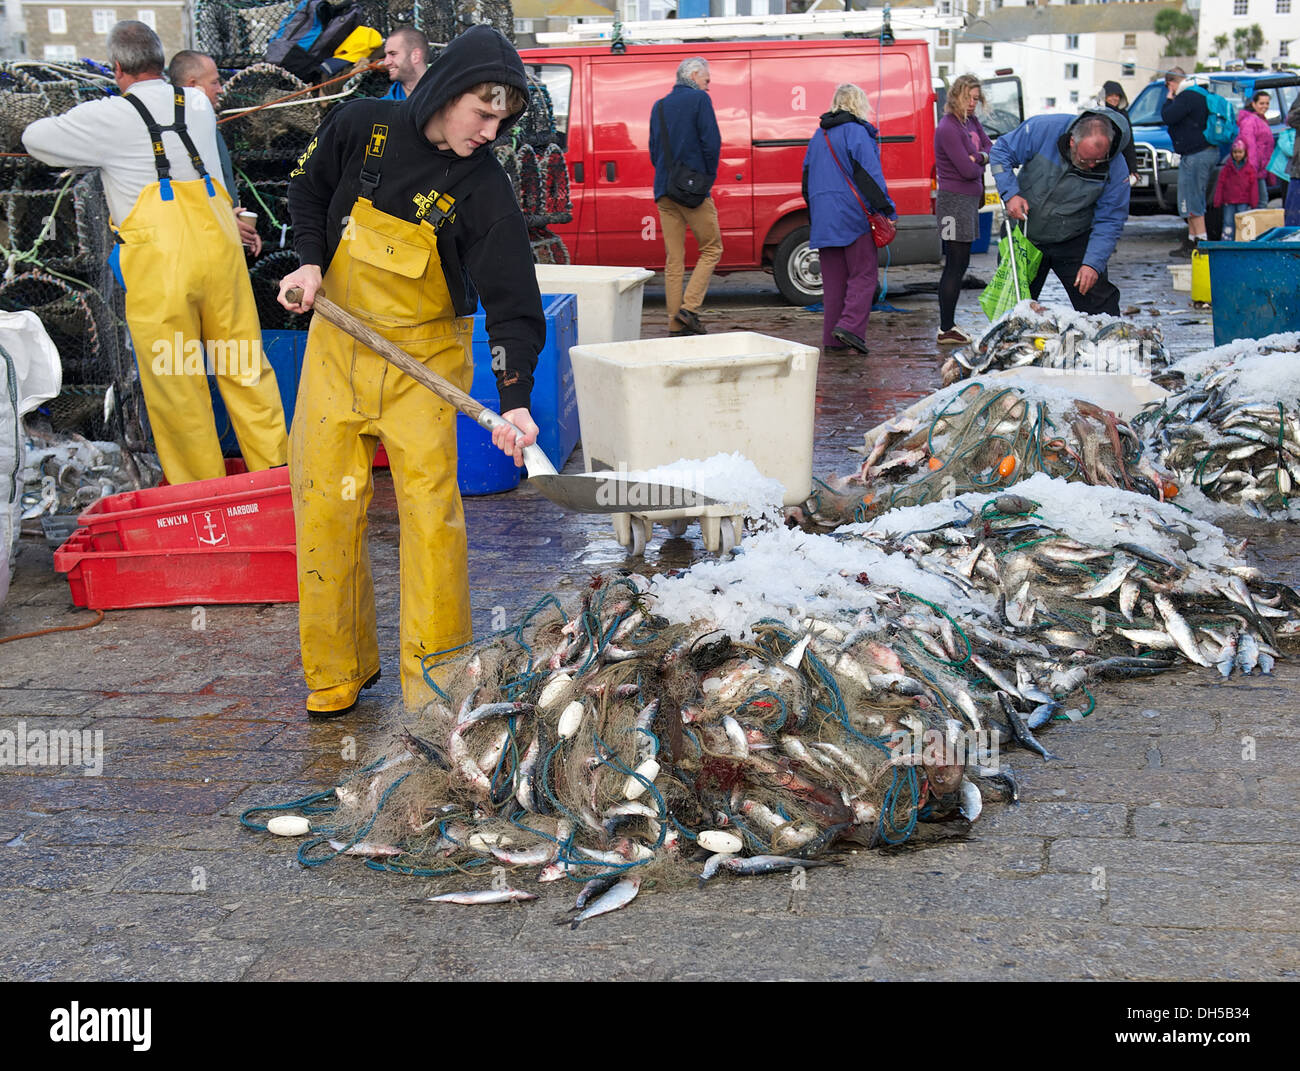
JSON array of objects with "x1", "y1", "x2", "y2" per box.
[
  {"x1": 251, "y1": 474, "x2": 1297, "y2": 923},
  {"x1": 1134, "y1": 349, "x2": 1300, "y2": 519},
  {"x1": 805, "y1": 379, "x2": 1164, "y2": 527},
  {"x1": 942, "y1": 300, "x2": 1169, "y2": 385},
  {"x1": 18, "y1": 424, "x2": 159, "y2": 521}
]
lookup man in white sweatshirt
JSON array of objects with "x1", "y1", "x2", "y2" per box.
[{"x1": 22, "y1": 20, "x2": 287, "y2": 485}]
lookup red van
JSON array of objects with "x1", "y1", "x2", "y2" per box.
[
  {"x1": 520, "y1": 38, "x2": 946, "y2": 305},
  {"x1": 520, "y1": 38, "x2": 940, "y2": 304}
]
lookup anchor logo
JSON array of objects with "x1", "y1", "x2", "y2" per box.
[{"x1": 194, "y1": 510, "x2": 229, "y2": 547}]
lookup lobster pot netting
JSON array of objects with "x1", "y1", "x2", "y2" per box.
[
  {"x1": 217, "y1": 63, "x2": 326, "y2": 160},
  {"x1": 250, "y1": 250, "x2": 311, "y2": 330},
  {"x1": 1, "y1": 171, "x2": 118, "y2": 272}
]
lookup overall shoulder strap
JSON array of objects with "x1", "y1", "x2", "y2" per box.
[
  {"x1": 122, "y1": 91, "x2": 170, "y2": 182},
  {"x1": 358, "y1": 121, "x2": 390, "y2": 198}
]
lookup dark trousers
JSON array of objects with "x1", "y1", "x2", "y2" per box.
[
  {"x1": 820, "y1": 232, "x2": 878, "y2": 347},
  {"x1": 1027, "y1": 230, "x2": 1121, "y2": 317}
]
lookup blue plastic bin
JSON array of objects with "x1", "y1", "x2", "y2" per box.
[
  {"x1": 1201, "y1": 227, "x2": 1300, "y2": 346},
  {"x1": 469, "y1": 292, "x2": 579, "y2": 471}
]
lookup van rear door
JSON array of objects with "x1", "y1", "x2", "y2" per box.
[{"x1": 588, "y1": 53, "x2": 754, "y2": 268}]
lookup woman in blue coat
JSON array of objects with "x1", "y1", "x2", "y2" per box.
[{"x1": 802, "y1": 83, "x2": 896, "y2": 355}]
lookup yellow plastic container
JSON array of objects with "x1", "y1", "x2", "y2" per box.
[{"x1": 1191, "y1": 250, "x2": 1212, "y2": 303}]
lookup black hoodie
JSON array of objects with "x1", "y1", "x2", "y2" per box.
[{"x1": 288, "y1": 25, "x2": 543, "y2": 412}]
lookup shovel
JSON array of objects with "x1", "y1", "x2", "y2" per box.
[{"x1": 286, "y1": 288, "x2": 723, "y2": 514}]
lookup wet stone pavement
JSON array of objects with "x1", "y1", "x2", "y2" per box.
[{"x1": 2, "y1": 216, "x2": 1299, "y2": 981}]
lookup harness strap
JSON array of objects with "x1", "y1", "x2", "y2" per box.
[{"x1": 123, "y1": 89, "x2": 216, "y2": 198}]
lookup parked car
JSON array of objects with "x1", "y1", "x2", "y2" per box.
[
  {"x1": 1127, "y1": 69, "x2": 1300, "y2": 221},
  {"x1": 521, "y1": 39, "x2": 1022, "y2": 304}
]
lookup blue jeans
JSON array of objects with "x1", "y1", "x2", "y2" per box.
[
  {"x1": 1221, "y1": 203, "x2": 1251, "y2": 238},
  {"x1": 1178, "y1": 146, "x2": 1219, "y2": 218}
]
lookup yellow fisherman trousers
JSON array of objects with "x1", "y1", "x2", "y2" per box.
[
  {"x1": 290, "y1": 196, "x2": 475, "y2": 710},
  {"x1": 115, "y1": 175, "x2": 287, "y2": 485}
]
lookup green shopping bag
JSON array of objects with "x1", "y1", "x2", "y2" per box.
[{"x1": 979, "y1": 220, "x2": 1042, "y2": 321}]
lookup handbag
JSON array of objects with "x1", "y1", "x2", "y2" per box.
[
  {"x1": 655, "y1": 103, "x2": 709, "y2": 208},
  {"x1": 822, "y1": 129, "x2": 895, "y2": 247}
]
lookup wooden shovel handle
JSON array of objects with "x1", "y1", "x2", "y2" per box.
[{"x1": 287, "y1": 286, "x2": 488, "y2": 423}]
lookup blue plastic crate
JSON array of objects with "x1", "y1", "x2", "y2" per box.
[
  {"x1": 456, "y1": 404, "x2": 523, "y2": 495},
  {"x1": 210, "y1": 329, "x2": 304, "y2": 454},
  {"x1": 1201, "y1": 227, "x2": 1300, "y2": 346},
  {"x1": 470, "y1": 292, "x2": 579, "y2": 469}
]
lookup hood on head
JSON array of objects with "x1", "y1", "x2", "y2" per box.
[
  {"x1": 1057, "y1": 107, "x2": 1130, "y2": 167},
  {"x1": 1231, "y1": 137, "x2": 1248, "y2": 152},
  {"x1": 819, "y1": 109, "x2": 879, "y2": 139},
  {"x1": 403, "y1": 24, "x2": 529, "y2": 148},
  {"x1": 1101, "y1": 80, "x2": 1126, "y2": 106}
]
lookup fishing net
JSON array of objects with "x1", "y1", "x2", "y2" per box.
[
  {"x1": 0, "y1": 271, "x2": 119, "y2": 384},
  {"x1": 941, "y1": 300, "x2": 1170, "y2": 386},
  {"x1": 243, "y1": 475, "x2": 1300, "y2": 911},
  {"x1": 1134, "y1": 347, "x2": 1300, "y2": 518},
  {"x1": 809, "y1": 380, "x2": 1156, "y2": 527},
  {"x1": 195, "y1": 0, "x2": 400, "y2": 69}
]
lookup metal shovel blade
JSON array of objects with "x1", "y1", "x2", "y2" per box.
[
  {"x1": 290, "y1": 288, "x2": 724, "y2": 515},
  {"x1": 526, "y1": 470, "x2": 723, "y2": 514}
]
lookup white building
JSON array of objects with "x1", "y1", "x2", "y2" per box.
[
  {"x1": 952, "y1": 2, "x2": 1184, "y2": 115},
  {"x1": 1195, "y1": 0, "x2": 1296, "y2": 67}
]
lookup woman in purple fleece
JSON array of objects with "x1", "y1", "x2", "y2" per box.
[{"x1": 934, "y1": 74, "x2": 992, "y2": 345}]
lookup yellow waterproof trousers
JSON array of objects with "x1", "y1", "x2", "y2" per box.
[
  {"x1": 116, "y1": 178, "x2": 287, "y2": 484},
  {"x1": 290, "y1": 197, "x2": 474, "y2": 710}
]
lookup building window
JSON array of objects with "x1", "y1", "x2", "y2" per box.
[
  {"x1": 44, "y1": 44, "x2": 77, "y2": 61},
  {"x1": 938, "y1": 65, "x2": 950, "y2": 79},
  {"x1": 137, "y1": 9, "x2": 156, "y2": 28},
  {"x1": 939, "y1": 0, "x2": 952, "y2": 13},
  {"x1": 1065, "y1": 63, "x2": 1079, "y2": 79},
  {"x1": 1066, "y1": 35, "x2": 1079, "y2": 50},
  {"x1": 983, "y1": 43, "x2": 993, "y2": 59},
  {"x1": 47, "y1": 8, "x2": 67, "y2": 33},
  {"x1": 1045, "y1": 97, "x2": 1057, "y2": 109},
  {"x1": 1281, "y1": 40, "x2": 1290, "y2": 56},
  {"x1": 1124, "y1": 33, "x2": 1136, "y2": 47},
  {"x1": 1277, "y1": 0, "x2": 1290, "y2": 12},
  {"x1": 938, "y1": 30, "x2": 951, "y2": 48},
  {"x1": 1233, "y1": 0, "x2": 1248, "y2": 13},
  {"x1": 1070, "y1": 91, "x2": 1079, "y2": 104},
  {"x1": 92, "y1": 9, "x2": 117, "y2": 35},
  {"x1": 1122, "y1": 62, "x2": 1136, "y2": 76}
]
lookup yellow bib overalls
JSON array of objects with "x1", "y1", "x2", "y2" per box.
[
  {"x1": 115, "y1": 90, "x2": 287, "y2": 484},
  {"x1": 291, "y1": 129, "x2": 476, "y2": 711}
]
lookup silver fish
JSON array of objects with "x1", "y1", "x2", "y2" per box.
[
  {"x1": 328, "y1": 839, "x2": 403, "y2": 858},
  {"x1": 1153, "y1": 594, "x2": 1211, "y2": 667},
  {"x1": 569, "y1": 875, "x2": 641, "y2": 928},
  {"x1": 1235, "y1": 631, "x2": 1260, "y2": 675},
  {"x1": 427, "y1": 888, "x2": 538, "y2": 905},
  {"x1": 959, "y1": 777, "x2": 983, "y2": 822},
  {"x1": 1076, "y1": 557, "x2": 1135, "y2": 600},
  {"x1": 1215, "y1": 631, "x2": 1238, "y2": 678}
]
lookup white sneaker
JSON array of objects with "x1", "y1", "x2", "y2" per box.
[{"x1": 936, "y1": 327, "x2": 973, "y2": 345}]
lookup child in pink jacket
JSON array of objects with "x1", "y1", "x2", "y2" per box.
[{"x1": 1213, "y1": 139, "x2": 1258, "y2": 239}]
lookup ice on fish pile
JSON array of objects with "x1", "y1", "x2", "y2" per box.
[
  {"x1": 256, "y1": 479, "x2": 1298, "y2": 921},
  {"x1": 942, "y1": 300, "x2": 1169, "y2": 384},
  {"x1": 1135, "y1": 350, "x2": 1300, "y2": 519},
  {"x1": 586, "y1": 451, "x2": 786, "y2": 525},
  {"x1": 1158, "y1": 331, "x2": 1300, "y2": 389}
]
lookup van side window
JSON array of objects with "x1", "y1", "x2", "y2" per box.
[{"x1": 528, "y1": 64, "x2": 573, "y2": 151}]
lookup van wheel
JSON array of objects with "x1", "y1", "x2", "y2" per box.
[{"x1": 774, "y1": 227, "x2": 822, "y2": 305}]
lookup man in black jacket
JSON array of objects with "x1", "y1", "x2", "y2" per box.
[
  {"x1": 1161, "y1": 67, "x2": 1218, "y2": 257},
  {"x1": 278, "y1": 25, "x2": 545, "y2": 716},
  {"x1": 648, "y1": 57, "x2": 723, "y2": 336}
]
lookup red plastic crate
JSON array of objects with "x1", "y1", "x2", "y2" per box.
[
  {"x1": 53, "y1": 529, "x2": 299, "y2": 609},
  {"x1": 77, "y1": 467, "x2": 294, "y2": 553}
]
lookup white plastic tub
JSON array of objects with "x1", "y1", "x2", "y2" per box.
[
  {"x1": 535, "y1": 265, "x2": 654, "y2": 348},
  {"x1": 570, "y1": 332, "x2": 820, "y2": 507},
  {"x1": 1168, "y1": 263, "x2": 1192, "y2": 292}
]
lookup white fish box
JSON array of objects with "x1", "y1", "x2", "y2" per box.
[
  {"x1": 1168, "y1": 264, "x2": 1192, "y2": 292},
  {"x1": 984, "y1": 367, "x2": 1169, "y2": 420},
  {"x1": 570, "y1": 332, "x2": 820, "y2": 508},
  {"x1": 535, "y1": 265, "x2": 654, "y2": 348}
]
